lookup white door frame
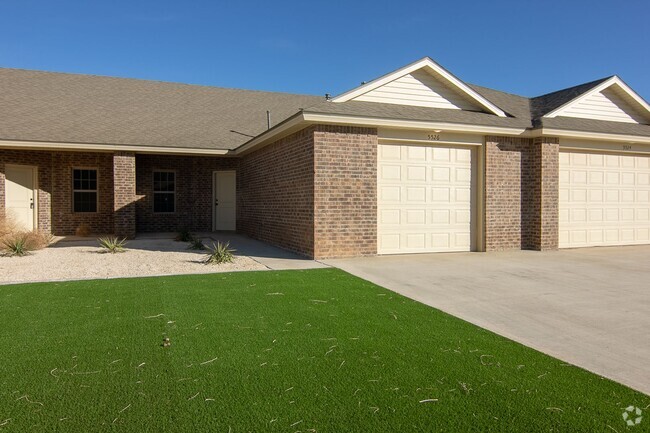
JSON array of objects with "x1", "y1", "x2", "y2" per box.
[
  {"x1": 212, "y1": 170, "x2": 236, "y2": 231},
  {"x1": 4, "y1": 164, "x2": 38, "y2": 231}
]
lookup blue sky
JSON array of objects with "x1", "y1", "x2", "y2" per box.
[{"x1": 1, "y1": 0, "x2": 648, "y2": 100}]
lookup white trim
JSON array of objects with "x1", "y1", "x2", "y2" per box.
[
  {"x1": 332, "y1": 57, "x2": 508, "y2": 118},
  {"x1": 0, "y1": 139, "x2": 230, "y2": 155},
  {"x1": 302, "y1": 112, "x2": 526, "y2": 135},
  {"x1": 234, "y1": 113, "x2": 305, "y2": 155},
  {"x1": 544, "y1": 76, "x2": 650, "y2": 120},
  {"x1": 538, "y1": 128, "x2": 650, "y2": 145},
  {"x1": 378, "y1": 137, "x2": 482, "y2": 147}
]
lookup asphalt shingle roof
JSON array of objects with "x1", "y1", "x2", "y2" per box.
[
  {"x1": 0, "y1": 68, "x2": 322, "y2": 150},
  {"x1": 529, "y1": 77, "x2": 612, "y2": 120},
  {"x1": 0, "y1": 67, "x2": 648, "y2": 152}
]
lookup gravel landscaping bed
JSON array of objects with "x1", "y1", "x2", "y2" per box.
[{"x1": 0, "y1": 236, "x2": 267, "y2": 284}]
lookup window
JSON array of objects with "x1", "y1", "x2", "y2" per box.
[
  {"x1": 153, "y1": 171, "x2": 175, "y2": 213},
  {"x1": 73, "y1": 169, "x2": 98, "y2": 213}
]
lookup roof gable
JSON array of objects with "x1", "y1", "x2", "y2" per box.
[
  {"x1": 332, "y1": 58, "x2": 507, "y2": 117},
  {"x1": 544, "y1": 76, "x2": 650, "y2": 124}
]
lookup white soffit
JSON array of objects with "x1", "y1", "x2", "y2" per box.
[
  {"x1": 545, "y1": 76, "x2": 650, "y2": 124},
  {"x1": 332, "y1": 58, "x2": 507, "y2": 118}
]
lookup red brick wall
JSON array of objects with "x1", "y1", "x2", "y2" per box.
[
  {"x1": 484, "y1": 136, "x2": 559, "y2": 251},
  {"x1": 238, "y1": 127, "x2": 315, "y2": 257},
  {"x1": 0, "y1": 149, "x2": 115, "y2": 235},
  {"x1": 0, "y1": 150, "x2": 53, "y2": 232},
  {"x1": 313, "y1": 125, "x2": 378, "y2": 259},
  {"x1": 51, "y1": 152, "x2": 115, "y2": 235},
  {"x1": 113, "y1": 152, "x2": 136, "y2": 238},
  {"x1": 531, "y1": 137, "x2": 559, "y2": 250},
  {"x1": 135, "y1": 154, "x2": 238, "y2": 233}
]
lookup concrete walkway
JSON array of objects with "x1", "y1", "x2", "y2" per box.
[
  {"x1": 325, "y1": 246, "x2": 650, "y2": 395},
  {"x1": 135, "y1": 232, "x2": 328, "y2": 271}
]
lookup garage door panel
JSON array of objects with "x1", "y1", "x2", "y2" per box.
[
  {"x1": 559, "y1": 150, "x2": 650, "y2": 248},
  {"x1": 378, "y1": 143, "x2": 474, "y2": 254}
]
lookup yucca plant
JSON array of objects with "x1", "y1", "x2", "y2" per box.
[
  {"x1": 187, "y1": 237, "x2": 206, "y2": 250},
  {"x1": 98, "y1": 236, "x2": 127, "y2": 254},
  {"x1": 202, "y1": 241, "x2": 235, "y2": 264},
  {"x1": 2, "y1": 234, "x2": 30, "y2": 257}
]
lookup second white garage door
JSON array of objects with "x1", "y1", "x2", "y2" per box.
[
  {"x1": 378, "y1": 143, "x2": 474, "y2": 254},
  {"x1": 559, "y1": 150, "x2": 650, "y2": 248}
]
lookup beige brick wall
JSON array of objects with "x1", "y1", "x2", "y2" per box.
[{"x1": 313, "y1": 125, "x2": 378, "y2": 259}]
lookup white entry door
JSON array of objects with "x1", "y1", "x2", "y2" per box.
[
  {"x1": 559, "y1": 150, "x2": 650, "y2": 247},
  {"x1": 377, "y1": 143, "x2": 474, "y2": 254},
  {"x1": 213, "y1": 171, "x2": 236, "y2": 231},
  {"x1": 5, "y1": 165, "x2": 37, "y2": 231}
]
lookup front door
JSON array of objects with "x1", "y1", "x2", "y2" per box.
[
  {"x1": 5, "y1": 165, "x2": 37, "y2": 231},
  {"x1": 213, "y1": 171, "x2": 236, "y2": 231}
]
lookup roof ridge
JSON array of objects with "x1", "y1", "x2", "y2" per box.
[{"x1": 0, "y1": 66, "x2": 322, "y2": 99}]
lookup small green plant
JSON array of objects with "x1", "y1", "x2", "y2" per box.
[
  {"x1": 98, "y1": 236, "x2": 127, "y2": 254},
  {"x1": 2, "y1": 234, "x2": 30, "y2": 257},
  {"x1": 175, "y1": 228, "x2": 194, "y2": 242},
  {"x1": 202, "y1": 241, "x2": 235, "y2": 264},
  {"x1": 188, "y1": 237, "x2": 206, "y2": 250}
]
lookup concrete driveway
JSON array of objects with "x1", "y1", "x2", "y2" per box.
[{"x1": 325, "y1": 246, "x2": 650, "y2": 395}]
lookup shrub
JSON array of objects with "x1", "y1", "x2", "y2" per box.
[
  {"x1": 0, "y1": 214, "x2": 53, "y2": 256},
  {"x1": 175, "y1": 228, "x2": 194, "y2": 242},
  {"x1": 2, "y1": 234, "x2": 30, "y2": 257},
  {"x1": 187, "y1": 237, "x2": 206, "y2": 250},
  {"x1": 202, "y1": 241, "x2": 235, "y2": 264},
  {"x1": 98, "y1": 236, "x2": 127, "y2": 254}
]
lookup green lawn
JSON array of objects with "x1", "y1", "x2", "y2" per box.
[{"x1": 0, "y1": 269, "x2": 646, "y2": 432}]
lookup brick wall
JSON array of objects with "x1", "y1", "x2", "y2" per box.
[
  {"x1": 113, "y1": 152, "x2": 136, "y2": 238},
  {"x1": 0, "y1": 150, "x2": 53, "y2": 232},
  {"x1": 135, "y1": 154, "x2": 238, "y2": 233},
  {"x1": 0, "y1": 149, "x2": 114, "y2": 235},
  {"x1": 484, "y1": 136, "x2": 559, "y2": 251},
  {"x1": 51, "y1": 152, "x2": 115, "y2": 235},
  {"x1": 531, "y1": 137, "x2": 559, "y2": 250},
  {"x1": 238, "y1": 127, "x2": 315, "y2": 257},
  {"x1": 313, "y1": 125, "x2": 378, "y2": 259}
]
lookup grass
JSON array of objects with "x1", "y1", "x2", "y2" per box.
[{"x1": 0, "y1": 269, "x2": 646, "y2": 432}]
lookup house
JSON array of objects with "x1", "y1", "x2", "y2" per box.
[{"x1": 1, "y1": 57, "x2": 649, "y2": 259}]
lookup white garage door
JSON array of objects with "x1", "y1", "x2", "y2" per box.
[
  {"x1": 377, "y1": 143, "x2": 473, "y2": 254},
  {"x1": 559, "y1": 150, "x2": 650, "y2": 248}
]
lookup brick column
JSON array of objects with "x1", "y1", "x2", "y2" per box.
[
  {"x1": 113, "y1": 152, "x2": 136, "y2": 238},
  {"x1": 313, "y1": 125, "x2": 378, "y2": 259},
  {"x1": 532, "y1": 137, "x2": 559, "y2": 250}
]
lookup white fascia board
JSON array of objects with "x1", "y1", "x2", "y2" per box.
[
  {"x1": 302, "y1": 112, "x2": 526, "y2": 135},
  {"x1": 537, "y1": 128, "x2": 650, "y2": 144},
  {"x1": 234, "y1": 113, "x2": 306, "y2": 155},
  {"x1": 0, "y1": 139, "x2": 231, "y2": 155},
  {"x1": 332, "y1": 57, "x2": 508, "y2": 118},
  {"x1": 545, "y1": 76, "x2": 650, "y2": 119}
]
